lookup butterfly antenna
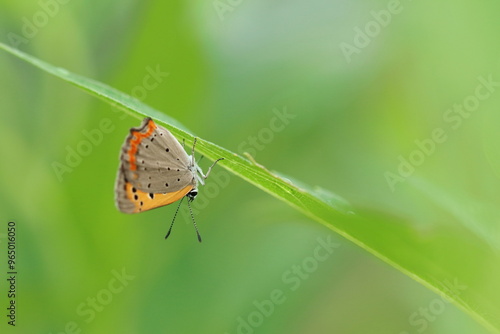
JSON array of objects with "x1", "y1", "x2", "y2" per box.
[
  {"x1": 191, "y1": 138, "x2": 198, "y2": 155},
  {"x1": 204, "y1": 158, "x2": 224, "y2": 179},
  {"x1": 189, "y1": 138, "x2": 198, "y2": 167},
  {"x1": 187, "y1": 198, "x2": 202, "y2": 243},
  {"x1": 165, "y1": 197, "x2": 184, "y2": 240}
]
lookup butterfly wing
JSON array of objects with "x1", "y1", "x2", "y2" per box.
[
  {"x1": 114, "y1": 118, "x2": 196, "y2": 214},
  {"x1": 119, "y1": 117, "x2": 195, "y2": 192},
  {"x1": 115, "y1": 169, "x2": 193, "y2": 213}
]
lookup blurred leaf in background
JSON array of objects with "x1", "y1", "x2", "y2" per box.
[{"x1": 1, "y1": 0, "x2": 500, "y2": 334}]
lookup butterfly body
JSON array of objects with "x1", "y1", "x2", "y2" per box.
[
  {"x1": 115, "y1": 117, "x2": 220, "y2": 214},
  {"x1": 114, "y1": 117, "x2": 223, "y2": 241}
]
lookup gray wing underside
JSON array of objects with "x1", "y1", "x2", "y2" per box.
[
  {"x1": 115, "y1": 165, "x2": 135, "y2": 213},
  {"x1": 118, "y1": 119, "x2": 195, "y2": 193}
]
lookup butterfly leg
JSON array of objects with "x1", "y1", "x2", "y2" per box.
[{"x1": 203, "y1": 158, "x2": 224, "y2": 180}]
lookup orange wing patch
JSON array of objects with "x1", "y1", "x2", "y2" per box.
[
  {"x1": 124, "y1": 182, "x2": 192, "y2": 213},
  {"x1": 127, "y1": 118, "x2": 157, "y2": 172}
]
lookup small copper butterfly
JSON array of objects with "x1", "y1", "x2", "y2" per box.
[{"x1": 115, "y1": 117, "x2": 223, "y2": 242}]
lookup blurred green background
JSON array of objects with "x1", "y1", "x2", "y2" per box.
[{"x1": 1, "y1": 0, "x2": 500, "y2": 333}]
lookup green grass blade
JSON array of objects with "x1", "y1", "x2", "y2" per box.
[{"x1": 1, "y1": 42, "x2": 499, "y2": 334}]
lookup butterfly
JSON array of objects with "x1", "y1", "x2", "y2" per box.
[{"x1": 115, "y1": 117, "x2": 223, "y2": 242}]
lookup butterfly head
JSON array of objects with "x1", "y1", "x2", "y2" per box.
[{"x1": 186, "y1": 188, "x2": 198, "y2": 202}]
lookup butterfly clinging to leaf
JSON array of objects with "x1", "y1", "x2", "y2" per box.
[{"x1": 115, "y1": 117, "x2": 223, "y2": 242}]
